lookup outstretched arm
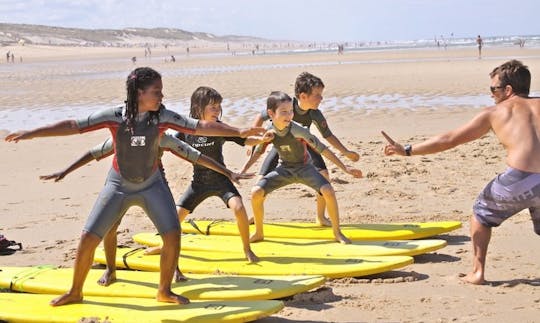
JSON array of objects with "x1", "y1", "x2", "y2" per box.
[
  {"x1": 195, "y1": 120, "x2": 265, "y2": 138},
  {"x1": 195, "y1": 155, "x2": 254, "y2": 185},
  {"x1": 5, "y1": 120, "x2": 79, "y2": 142},
  {"x1": 320, "y1": 148, "x2": 363, "y2": 178},
  {"x1": 240, "y1": 131, "x2": 273, "y2": 173},
  {"x1": 325, "y1": 135, "x2": 360, "y2": 162},
  {"x1": 382, "y1": 109, "x2": 492, "y2": 156},
  {"x1": 40, "y1": 152, "x2": 96, "y2": 182},
  {"x1": 40, "y1": 139, "x2": 114, "y2": 182}
]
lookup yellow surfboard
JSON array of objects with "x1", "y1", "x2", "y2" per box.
[
  {"x1": 0, "y1": 292, "x2": 284, "y2": 323},
  {"x1": 181, "y1": 219, "x2": 462, "y2": 240},
  {"x1": 133, "y1": 232, "x2": 448, "y2": 257},
  {"x1": 0, "y1": 266, "x2": 325, "y2": 301},
  {"x1": 94, "y1": 247, "x2": 413, "y2": 279}
]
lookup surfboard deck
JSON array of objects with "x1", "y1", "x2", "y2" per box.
[
  {"x1": 181, "y1": 219, "x2": 462, "y2": 240},
  {"x1": 0, "y1": 292, "x2": 284, "y2": 323},
  {"x1": 0, "y1": 265, "x2": 325, "y2": 300},
  {"x1": 94, "y1": 247, "x2": 413, "y2": 279},
  {"x1": 133, "y1": 232, "x2": 447, "y2": 257}
]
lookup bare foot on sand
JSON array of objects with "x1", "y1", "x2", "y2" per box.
[
  {"x1": 459, "y1": 272, "x2": 486, "y2": 285},
  {"x1": 334, "y1": 231, "x2": 351, "y2": 244},
  {"x1": 316, "y1": 216, "x2": 332, "y2": 227},
  {"x1": 50, "y1": 292, "x2": 83, "y2": 306},
  {"x1": 245, "y1": 249, "x2": 260, "y2": 262},
  {"x1": 174, "y1": 269, "x2": 188, "y2": 282},
  {"x1": 249, "y1": 232, "x2": 264, "y2": 243},
  {"x1": 157, "y1": 291, "x2": 190, "y2": 304},
  {"x1": 97, "y1": 269, "x2": 116, "y2": 286}
]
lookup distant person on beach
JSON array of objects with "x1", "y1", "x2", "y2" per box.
[
  {"x1": 5, "y1": 66, "x2": 264, "y2": 306},
  {"x1": 5, "y1": 51, "x2": 9, "y2": 63},
  {"x1": 171, "y1": 55, "x2": 175, "y2": 62},
  {"x1": 477, "y1": 35, "x2": 483, "y2": 59},
  {"x1": 248, "y1": 72, "x2": 360, "y2": 226},
  {"x1": 243, "y1": 91, "x2": 363, "y2": 244},
  {"x1": 381, "y1": 60, "x2": 540, "y2": 285}
]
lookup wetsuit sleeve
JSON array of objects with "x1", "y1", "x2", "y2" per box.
[
  {"x1": 160, "y1": 133, "x2": 201, "y2": 163},
  {"x1": 311, "y1": 110, "x2": 333, "y2": 138},
  {"x1": 291, "y1": 122, "x2": 327, "y2": 154},
  {"x1": 160, "y1": 110, "x2": 199, "y2": 134},
  {"x1": 89, "y1": 138, "x2": 114, "y2": 161},
  {"x1": 76, "y1": 107, "x2": 122, "y2": 133}
]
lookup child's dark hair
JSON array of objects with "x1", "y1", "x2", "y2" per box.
[
  {"x1": 489, "y1": 60, "x2": 531, "y2": 96},
  {"x1": 190, "y1": 86, "x2": 223, "y2": 119},
  {"x1": 267, "y1": 91, "x2": 292, "y2": 112},
  {"x1": 125, "y1": 67, "x2": 162, "y2": 134},
  {"x1": 294, "y1": 72, "x2": 324, "y2": 98}
]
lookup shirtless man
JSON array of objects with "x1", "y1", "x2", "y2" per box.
[{"x1": 382, "y1": 60, "x2": 540, "y2": 284}]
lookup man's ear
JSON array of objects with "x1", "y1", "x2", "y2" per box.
[{"x1": 504, "y1": 84, "x2": 514, "y2": 95}]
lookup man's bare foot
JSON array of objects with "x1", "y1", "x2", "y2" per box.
[
  {"x1": 316, "y1": 216, "x2": 332, "y2": 227},
  {"x1": 144, "y1": 247, "x2": 162, "y2": 255},
  {"x1": 97, "y1": 269, "x2": 116, "y2": 286},
  {"x1": 157, "y1": 291, "x2": 190, "y2": 304},
  {"x1": 334, "y1": 232, "x2": 351, "y2": 244},
  {"x1": 459, "y1": 272, "x2": 486, "y2": 285},
  {"x1": 245, "y1": 249, "x2": 260, "y2": 263},
  {"x1": 50, "y1": 292, "x2": 83, "y2": 306},
  {"x1": 174, "y1": 269, "x2": 188, "y2": 282},
  {"x1": 249, "y1": 232, "x2": 264, "y2": 243}
]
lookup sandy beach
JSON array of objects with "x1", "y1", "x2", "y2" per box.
[{"x1": 2, "y1": 43, "x2": 540, "y2": 322}]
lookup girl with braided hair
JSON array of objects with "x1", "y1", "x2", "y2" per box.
[{"x1": 5, "y1": 67, "x2": 264, "y2": 306}]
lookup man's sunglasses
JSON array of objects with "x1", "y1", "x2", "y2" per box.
[{"x1": 490, "y1": 85, "x2": 505, "y2": 93}]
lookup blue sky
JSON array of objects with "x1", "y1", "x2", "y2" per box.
[{"x1": 1, "y1": 0, "x2": 539, "y2": 42}]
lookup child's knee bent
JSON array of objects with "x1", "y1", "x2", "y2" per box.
[
  {"x1": 319, "y1": 184, "x2": 335, "y2": 197},
  {"x1": 251, "y1": 186, "x2": 265, "y2": 200}
]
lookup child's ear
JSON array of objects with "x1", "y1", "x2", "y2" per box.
[
  {"x1": 298, "y1": 92, "x2": 308, "y2": 101},
  {"x1": 267, "y1": 109, "x2": 274, "y2": 118}
]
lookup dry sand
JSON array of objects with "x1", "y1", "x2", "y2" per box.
[{"x1": 1, "y1": 44, "x2": 540, "y2": 322}]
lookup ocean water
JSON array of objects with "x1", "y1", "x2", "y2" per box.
[
  {"x1": 0, "y1": 93, "x2": 503, "y2": 132},
  {"x1": 1, "y1": 34, "x2": 539, "y2": 132}
]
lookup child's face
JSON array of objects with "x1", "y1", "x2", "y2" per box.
[
  {"x1": 202, "y1": 101, "x2": 222, "y2": 121},
  {"x1": 298, "y1": 86, "x2": 323, "y2": 109},
  {"x1": 268, "y1": 101, "x2": 293, "y2": 129},
  {"x1": 137, "y1": 79, "x2": 163, "y2": 112}
]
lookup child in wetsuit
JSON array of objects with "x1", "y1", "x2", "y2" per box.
[
  {"x1": 5, "y1": 67, "x2": 263, "y2": 306},
  {"x1": 244, "y1": 91, "x2": 363, "y2": 244},
  {"x1": 145, "y1": 86, "x2": 271, "y2": 268},
  {"x1": 40, "y1": 132, "x2": 253, "y2": 285},
  {"x1": 249, "y1": 72, "x2": 360, "y2": 226}
]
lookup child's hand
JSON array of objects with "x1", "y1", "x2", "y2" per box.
[
  {"x1": 344, "y1": 150, "x2": 360, "y2": 162},
  {"x1": 261, "y1": 130, "x2": 275, "y2": 142},
  {"x1": 345, "y1": 167, "x2": 363, "y2": 178},
  {"x1": 39, "y1": 172, "x2": 67, "y2": 182},
  {"x1": 230, "y1": 172, "x2": 255, "y2": 184},
  {"x1": 5, "y1": 131, "x2": 29, "y2": 142},
  {"x1": 240, "y1": 127, "x2": 265, "y2": 138}
]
